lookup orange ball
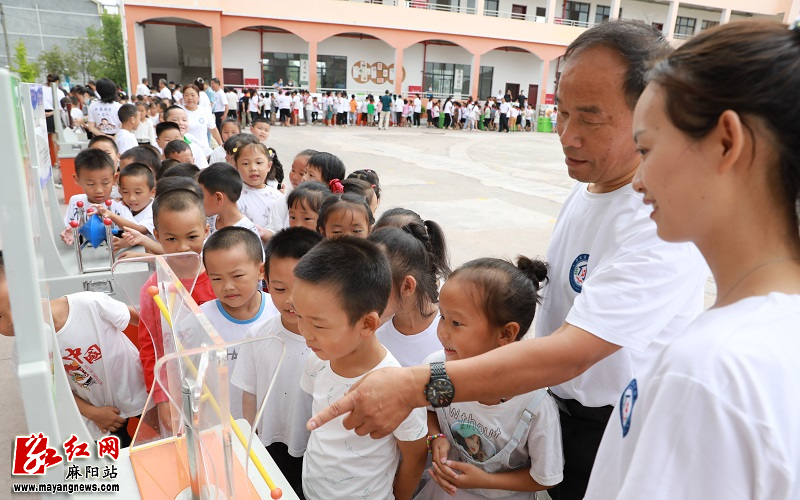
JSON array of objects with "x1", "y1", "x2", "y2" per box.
[
  {"x1": 271, "y1": 488, "x2": 282, "y2": 499},
  {"x1": 146, "y1": 286, "x2": 159, "y2": 298}
]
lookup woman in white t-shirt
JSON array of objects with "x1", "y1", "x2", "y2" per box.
[
  {"x1": 585, "y1": 21, "x2": 800, "y2": 500},
  {"x1": 369, "y1": 217, "x2": 451, "y2": 367},
  {"x1": 86, "y1": 78, "x2": 122, "y2": 137},
  {"x1": 182, "y1": 83, "x2": 222, "y2": 150}
]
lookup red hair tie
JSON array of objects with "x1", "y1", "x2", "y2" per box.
[{"x1": 329, "y1": 178, "x2": 344, "y2": 194}]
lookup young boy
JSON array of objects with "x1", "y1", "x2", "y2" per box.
[
  {"x1": 231, "y1": 227, "x2": 323, "y2": 498},
  {"x1": 209, "y1": 119, "x2": 241, "y2": 164},
  {"x1": 98, "y1": 163, "x2": 155, "y2": 242},
  {"x1": 250, "y1": 116, "x2": 271, "y2": 144},
  {"x1": 155, "y1": 119, "x2": 208, "y2": 169},
  {"x1": 163, "y1": 140, "x2": 195, "y2": 165},
  {"x1": 138, "y1": 189, "x2": 216, "y2": 402},
  {"x1": 61, "y1": 148, "x2": 134, "y2": 245},
  {"x1": 115, "y1": 104, "x2": 140, "y2": 155},
  {"x1": 197, "y1": 162, "x2": 260, "y2": 237},
  {"x1": 0, "y1": 252, "x2": 147, "y2": 446},
  {"x1": 88, "y1": 135, "x2": 120, "y2": 170},
  {"x1": 119, "y1": 146, "x2": 161, "y2": 178},
  {"x1": 200, "y1": 227, "x2": 280, "y2": 420},
  {"x1": 294, "y1": 237, "x2": 428, "y2": 500}
]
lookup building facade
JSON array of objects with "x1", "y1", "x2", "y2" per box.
[{"x1": 124, "y1": 0, "x2": 799, "y2": 105}]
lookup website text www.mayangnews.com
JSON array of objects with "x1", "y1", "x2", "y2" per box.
[{"x1": 12, "y1": 482, "x2": 120, "y2": 494}]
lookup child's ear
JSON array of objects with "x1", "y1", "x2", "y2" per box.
[
  {"x1": 498, "y1": 322, "x2": 520, "y2": 346},
  {"x1": 204, "y1": 223, "x2": 210, "y2": 237},
  {"x1": 401, "y1": 275, "x2": 417, "y2": 298},
  {"x1": 359, "y1": 312, "x2": 380, "y2": 336},
  {"x1": 113, "y1": 172, "x2": 120, "y2": 184},
  {"x1": 153, "y1": 228, "x2": 160, "y2": 242},
  {"x1": 72, "y1": 173, "x2": 80, "y2": 186},
  {"x1": 318, "y1": 227, "x2": 326, "y2": 238},
  {"x1": 258, "y1": 262, "x2": 265, "y2": 282}
]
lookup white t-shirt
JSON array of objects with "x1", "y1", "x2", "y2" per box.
[
  {"x1": 208, "y1": 215, "x2": 260, "y2": 240},
  {"x1": 418, "y1": 351, "x2": 564, "y2": 499},
  {"x1": 230, "y1": 314, "x2": 312, "y2": 456},
  {"x1": 213, "y1": 89, "x2": 227, "y2": 113},
  {"x1": 535, "y1": 183, "x2": 707, "y2": 407},
  {"x1": 172, "y1": 89, "x2": 183, "y2": 105},
  {"x1": 499, "y1": 102, "x2": 510, "y2": 114},
  {"x1": 377, "y1": 314, "x2": 441, "y2": 367},
  {"x1": 135, "y1": 121, "x2": 157, "y2": 147},
  {"x1": 414, "y1": 97, "x2": 422, "y2": 113},
  {"x1": 184, "y1": 106, "x2": 215, "y2": 149},
  {"x1": 181, "y1": 134, "x2": 210, "y2": 169},
  {"x1": 158, "y1": 87, "x2": 172, "y2": 100},
  {"x1": 248, "y1": 94, "x2": 259, "y2": 113},
  {"x1": 301, "y1": 351, "x2": 427, "y2": 500},
  {"x1": 57, "y1": 292, "x2": 148, "y2": 439},
  {"x1": 114, "y1": 128, "x2": 138, "y2": 155},
  {"x1": 586, "y1": 293, "x2": 800, "y2": 500},
  {"x1": 199, "y1": 90, "x2": 211, "y2": 109},
  {"x1": 135, "y1": 84, "x2": 150, "y2": 96},
  {"x1": 63, "y1": 194, "x2": 134, "y2": 230},
  {"x1": 237, "y1": 184, "x2": 285, "y2": 231},
  {"x1": 87, "y1": 101, "x2": 122, "y2": 135},
  {"x1": 199, "y1": 292, "x2": 278, "y2": 420},
  {"x1": 132, "y1": 200, "x2": 155, "y2": 235},
  {"x1": 209, "y1": 145, "x2": 226, "y2": 164},
  {"x1": 444, "y1": 101, "x2": 453, "y2": 115},
  {"x1": 226, "y1": 91, "x2": 238, "y2": 112},
  {"x1": 42, "y1": 86, "x2": 66, "y2": 111}
]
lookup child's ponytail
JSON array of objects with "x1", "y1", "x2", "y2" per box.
[
  {"x1": 423, "y1": 219, "x2": 451, "y2": 281},
  {"x1": 516, "y1": 256, "x2": 548, "y2": 293}
]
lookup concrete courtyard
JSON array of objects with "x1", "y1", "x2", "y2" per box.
[{"x1": 0, "y1": 123, "x2": 715, "y2": 497}]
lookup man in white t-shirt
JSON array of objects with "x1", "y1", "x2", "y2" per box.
[
  {"x1": 157, "y1": 79, "x2": 172, "y2": 100},
  {"x1": 135, "y1": 78, "x2": 150, "y2": 97},
  {"x1": 210, "y1": 78, "x2": 228, "y2": 131},
  {"x1": 304, "y1": 20, "x2": 707, "y2": 500}
]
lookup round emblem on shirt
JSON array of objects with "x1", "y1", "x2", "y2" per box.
[
  {"x1": 569, "y1": 254, "x2": 589, "y2": 293},
  {"x1": 199, "y1": 117, "x2": 205, "y2": 124},
  {"x1": 619, "y1": 378, "x2": 638, "y2": 438}
]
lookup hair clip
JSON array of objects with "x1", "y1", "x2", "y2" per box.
[
  {"x1": 329, "y1": 178, "x2": 344, "y2": 194},
  {"x1": 232, "y1": 147, "x2": 238, "y2": 153},
  {"x1": 371, "y1": 184, "x2": 376, "y2": 189}
]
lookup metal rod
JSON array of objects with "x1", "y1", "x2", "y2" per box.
[
  {"x1": 71, "y1": 225, "x2": 83, "y2": 274},
  {"x1": 182, "y1": 380, "x2": 201, "y2": 500}
]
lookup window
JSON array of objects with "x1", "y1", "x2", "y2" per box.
[
  {"x1": 564, "y1": 1, "x2": 590, "y2": 23},
  {"x1": 485, "y1": 0, "x2": 498, "y2": 16},
  {"x1": 511, "y1": 4, "x2": 527, "y2": 19},
  {"x1": 701, "y1": 19, "x2": 719, "y2": 30},
  {"x1": 423, "y1": 62, "x2": 471, "y2": 97},
  {"x1": 535, "y1": 7, "x2": 546, "y2": 17},
  {"x1": 675, "y1": 16, "x2": 696, "y2": 36},
  {"x1": 478, "y1": 66, "x2": 493, "y2": 100},
  {"x1": 317, "y1": 55, "x2": 347, "y2": 89},
  {"x1": 595, "y1": 5, "x2": 610, "y2": 24},
  {"x1": 262, "y1": 52, "x2": 303, "y2": 87}
]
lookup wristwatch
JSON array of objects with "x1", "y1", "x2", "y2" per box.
[{"x1": 425, "y1": 361, "x2": 455, "y2": 408}]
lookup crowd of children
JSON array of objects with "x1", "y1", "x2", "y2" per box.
[{"x1": 19, "y1": 87, "x2": 570, "y2": 500}]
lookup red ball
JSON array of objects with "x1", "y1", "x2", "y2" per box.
[
  {"x1": 105, "y1": 199, "x2": 113, "y2": 207},
  {"x1": 69, "y1": 220, "x2": 79, "y2": 228},
  {"x1": 270, "y1": 488, "x2": 282, "y2": 499},
  {"x1": 103, "y1": 218, "x2": 113, "y2": 226},
  {"x1": 76, "y1": 201, "x2": 84, "y2": 208}
]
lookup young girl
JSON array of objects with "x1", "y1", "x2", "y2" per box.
[
  {"x1": 223, "y1": 132, "x2": 259, "y2": 166},
  {"x1": 287, "y1": 181, "x2": 331, "y2": 231},
  {"x1": 369, "y1": 221, "x2": 451, "y2": 367},
  {"x1": 342, "y1": 178, "x2": 379, "y2": 216},
  {"x1": 416, "y1": 257, "x2": 563, "y2": 499},
  {"x1": 347, "y1": 168, "x2": 382, "y2": 207},
  {"x1": 135, "y1": 102, "x2": 157, "y2": 146},
  {"x1": 302, "y1": 151, "x2": 346, "y2": 187},
  {"x1": 289, "y1": 149, "x2": 318, "y2": 189},
  {"x1": 233, "y1": 142, "x2": 286, "y2": 243},
  {"x1": 210, "y1": 119, "x2": 241, "y2": 163},
  {"x1": 265, "y1": 146, "x2": 285, "y2": 191},
  {"x1": 374, "y1": 207, "x2": 427, "y2": 232},
  {"x1": 316, "y1": 193, "x2": 374, "y2": 239}
]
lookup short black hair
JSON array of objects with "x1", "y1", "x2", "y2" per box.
[
  {"x1": 202, "y1": 226, "x2": 263, "y2": 268},
  {"x1": 287, "y1": 181, "x2": 331, "y2": 213},
  {"x1": 317, "y1": 193, "x2": 375, "y2": 232},
  {"x1": 224, "y1": 133, "x2": 259, "y2": 156},
  {"x1": 307, "y1": 152, "x2": 346, "y2": 184},
  {"x1": 164, "y1": 140, "x2": 190, "y2": 158},
  {"x1": 220, "y1": 118, "x2": 240, "y2": 132},
  {"x1": 119, "y1": 163, "x2": 155, "y2": 190},
  {"x1": 264, "y1": 227, "x2": 323, "y2": 277},
  {"x1": 152, "y1": 188, "x2": 205, "y2": 230},
  {"x1": 156, "y1": 121, "x2": 180, "y2": 138},
  {"x1": 163, "y1": 105, "x2": 185, "y2": 122},
  {"x1": 75, "y1": 148, "x2": 115, "y2": 176},
  {"x1": 120, "y1": 146, "x2": 160, "y2": 176},
  {"x1": 158, "y1": 159, "x2": 179, "y2": 179},
  {"x1": 155, "y1": 176, "x2": 203, "y2": 198},
  {"x1": 118, "y1": 103, "x2": 138, "y2": 123},
  {"x1": 88, "y1": 135, "x2": 118, "y2": 154},
  {"x1": 341, "y1": 178, "x2": 375, "y2": 208},
  {"x1": 162, "y1": 162, "x2": 200, "y2": 179},
  {"x1": 251, "y1": 116, "x2": 271, "y2": 127},
  {"x1": 294, "y1": 237, "x2": 391, "y2": 324},
  {"x1": 197, "y1": 162, "x2": 243, "y2": 202}
]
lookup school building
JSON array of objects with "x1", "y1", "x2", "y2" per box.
[{"x1": 123, "y1": 0, "x2": 799, "y2": 107}]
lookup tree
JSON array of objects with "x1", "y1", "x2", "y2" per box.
[
  {"x1": 96, "y1": 13, "x2": 126, "y2": 88},
  {"x1": 38, "y1": 45, "x2": 76, "y2": 80},
  {"x1": 11, "y1": 40, "x2": 39, "y2": 82},
  {"x1": 69, "y1": 26, "x2": 102, "y2": 83}
]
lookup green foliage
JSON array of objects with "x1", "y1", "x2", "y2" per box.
[
  {"x1": 38, "y1": 44, "x2": 76, "y2": 80},
  {"x1": 11, "y1": 40, "x2": 40, "y2": 82},
  {"x1": 96, "y1": 13, "x2": 126, "y2": 88},
  {"x1": 70, "y1": 26, "x2": 102, "y2": 83}
]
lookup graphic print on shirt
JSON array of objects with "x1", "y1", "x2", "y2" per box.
[
  {"x1": 569, "y1": 253, "x2": 590, "y2": 293},
  {"x1": 619, "y1": 378, "x2": 638, "y2": 438},
  {"x1": 62, "y1": 344, "x2": 103, "y2": 391},
  {"x1": 448, "y1": 407, "x2": 501, "y2": 461}
]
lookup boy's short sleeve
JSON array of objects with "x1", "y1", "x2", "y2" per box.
[
  {"x1": 230, "y1": 347, "x2": 256, "y2": 394},
  {"x1": 95, "y1": 293, "x2": 131, "y2": 331},
  {"x1": 300, "y1": 354, "x2": 324, "y2": 396},
  {"x1": 392, "y1": 406, "x2": 427, "y2": 442}
]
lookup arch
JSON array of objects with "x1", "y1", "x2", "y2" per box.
[
  {"x1": 125, "y1": 5, "x2": 218, "y2": 29},
  {"x1": 221, "y1": 17, "x2": 309, "y2": 39},
  {"x1": 480, "y1": 45, "x2": 544, "y2": 61},
  {"x1": 317, "y1": 30, "x2": 396, "y2": 49}
]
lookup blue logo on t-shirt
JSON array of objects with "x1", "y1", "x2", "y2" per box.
[
  {"x1": 619, "y1": 379, "x2": 638, "y2": 438},
  {"x1": 569, "y1": 254, "x2": 589, "y2": 293}
]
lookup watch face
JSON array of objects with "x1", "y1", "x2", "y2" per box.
[{"x1": 427, "y1": 378, "x2": 455, "y2": 407}]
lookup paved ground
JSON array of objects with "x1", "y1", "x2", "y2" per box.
[{"x1": 0, "y1": 123, "x2": 716, "y2": 497}]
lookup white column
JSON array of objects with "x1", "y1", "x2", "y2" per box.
[
  {"x1": 475, "y1": 0, "x2": 485, "y2": 15},
  {"x1": 546, "y1": 0, "x2": 557, "y2": 23},
  {"x1": 610, "y1": 0, "x2": 621, "y2": 20},
  {"x1": 720, "y1": 8, "x2": 731, "y2": 24},
  {"x1": 664, "y1": 0, "x2": 679, "y2": 40}
]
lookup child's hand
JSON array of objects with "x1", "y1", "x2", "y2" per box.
[
  {"x1": 60, "y1": 227, "x2": 74, "y2": 245},
  {"x1": 88, "y1": 405, "x2": 125, "y2": 434},
  {"x1": 431, "y1": 436, "x2": 450, "y2": 471},
  {"x1": 121, "y1": 226, "x2": 145, "y2": 247},
  {"x1": 91, "y1": 204, "x2": 113, "y2": 219},
  {"x1": 112, "y1": 235, "x2": 131, "y2": 252},
  {"x1": 433, "y1": 460, "x2": 489, "y2": 492}
]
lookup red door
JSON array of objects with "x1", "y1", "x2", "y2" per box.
[{"x1": 223, "y1": 68, "x2": 244, "y2": 86}]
